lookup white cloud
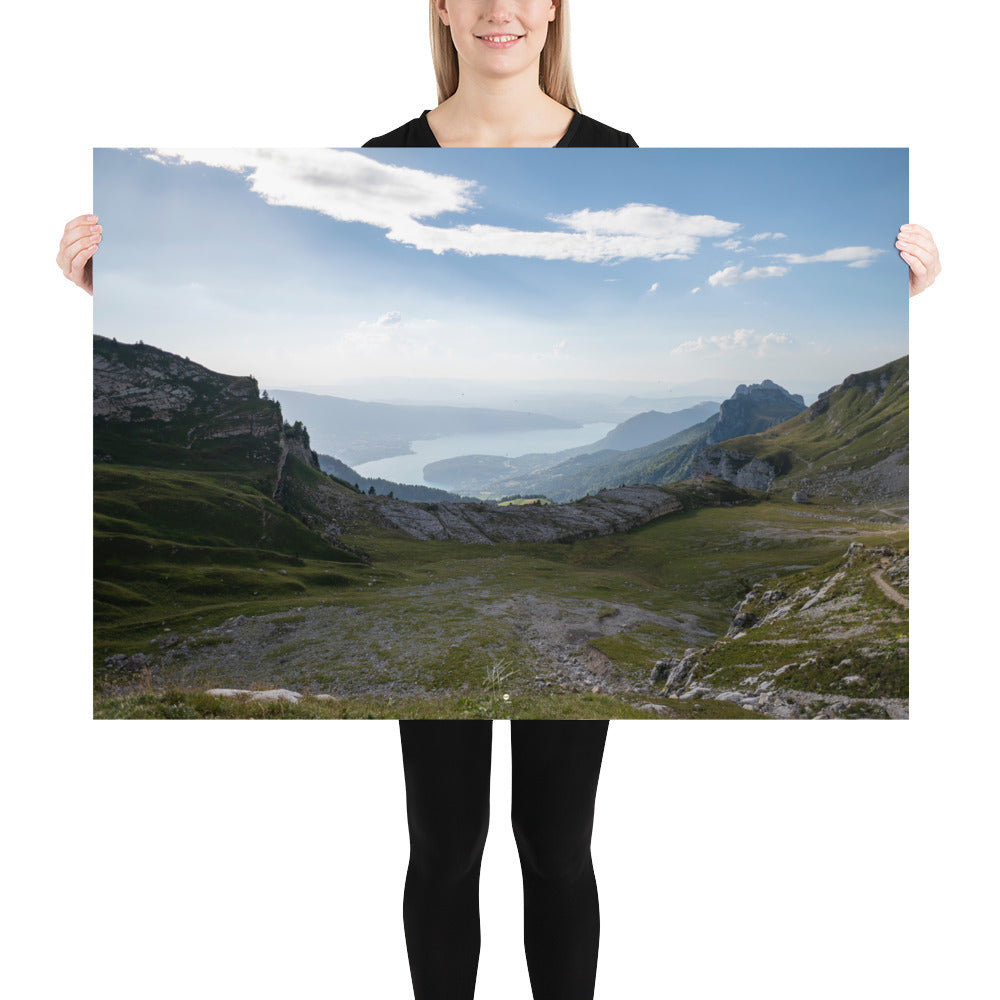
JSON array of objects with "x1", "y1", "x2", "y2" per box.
[
  {"x1": 771, "y1": 245, "x2": 884, "y2": 267},
  {"x1": 149, "y1": 148, "x2": 479, "y2": 228},
  {"x1": 707, "y1": 264, "x2": 790, "y2": 287},
  {"x1": 760, "y1": 332, "x2": 793, "y2": 349},
  {"x1": 690, "y1": 287, "x2": 701, "y2": 294},
  {"x1": 534, "y1": 339, "x2": 568, "y2": 362},
  {"x1": 671, "y1": 329, "x2": 795, "y2": 356},
  {"x1": 647, "y1": 282, "x2": 659, "y2": 294},
  {"x1": 394, "y1": 203, "x2": 740, "y2": 263},
  {"x1": 373, "y1": 310, "x2": 402, "y2": 327},
  {"x1": 715, "y1": 238, "x2": 743, "y2": 251},
  {"x1": 750, "y1": 232, "x2": 788, "y2": 242},
  {"x1": 145, "y1": 150, "x2": 740, "y2": 264}
]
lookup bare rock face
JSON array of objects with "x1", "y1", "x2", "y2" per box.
[
  {"x1": 707, "y1": 379, "x2": 805, "y2": 445},
  {"x1": 690, "y1": 449, "x2": 776, "y2": 491},
  {"x1": 375, "y1": 485, "x2": 686, "y2": 544},
  {"x1": 93, "y1": 336, "x2": 263, "y2": 423},
  {"x1": 293, "y1": 479, "x2": 702, "y2": 545},
  {"x1": 93, "y1": 335, "x2": 303, "y2": 473}
]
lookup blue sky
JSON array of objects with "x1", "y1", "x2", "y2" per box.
[{"x1": 94, "y1": 147, "x2": 907, "y2": 396}]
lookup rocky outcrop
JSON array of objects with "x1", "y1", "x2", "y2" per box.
[
  {"x1": 646, "y1": 543, "x2": 909, "y2": 719},
  {"x1": 380, "y1": 485, "x2": 688, "y2": 544},
  {"x1": 706, "y1": 379, "x2": 805, "y2": 445},
  {"x1": 690, "y1": 449, "x2": 776, "y2": 491},
  {"x1": 301, "y1": 482, "x2": 699, "y2": 545},
  {"x1": 94, "y1": 336, "x2": 263, "y2": 423},
  {"x1": 93, "y1": 335, "x2": 317, "y2": 474}
]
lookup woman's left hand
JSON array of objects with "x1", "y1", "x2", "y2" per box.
[{"x1": 896, "y1": 223, "x2": 941, "y2": 297}]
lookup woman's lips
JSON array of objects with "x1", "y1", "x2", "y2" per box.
[{"x1": 476, "y1": 34, "x2": 524, "y2": 49}]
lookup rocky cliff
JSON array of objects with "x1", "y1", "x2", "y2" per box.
[
  {"x1": 291, "y1": 477, "x2": 756, "y2": 545},
  {"x1": 692, "y1": 357, "x2": 908, "y2": 504},
  {"x1": 706, "y1": 379, "x2": 806, "y2": 445},
  {"x1": 689, "y1": 450, "x2": 777, "y2": 491},
  {"x1": 95, "y1": 336, "x2": 267, "y2": 423},
  {"x1": 93, "y1": 336, "x2": 315, "y2": 477}
]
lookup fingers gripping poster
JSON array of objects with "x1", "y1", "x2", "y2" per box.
[{"x1": 93, "y1": 148, "x2": 908, "y2": 720}]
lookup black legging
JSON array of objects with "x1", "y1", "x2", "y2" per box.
[{"x1": 399, "y1": 720, "x2": 610, "y2": 1000}]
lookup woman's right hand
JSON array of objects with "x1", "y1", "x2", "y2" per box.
[{"x1": 56, "y1": 215, "x2": 102, "y2": 295}]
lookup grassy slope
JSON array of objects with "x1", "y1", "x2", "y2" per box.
[
  {"x1": 94, "y1": 463, "x2": 369, "y2": 660},
  {"x1": 703, "y1": 356, "x2": 909, "y2": 489},
  {"x1": 682, "y1": 540, "x2": 909, "y2": 718}
]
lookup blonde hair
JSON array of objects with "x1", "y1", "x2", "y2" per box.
[{"x1": 429, "y1": 1, "x2": 580, "y2": 110}]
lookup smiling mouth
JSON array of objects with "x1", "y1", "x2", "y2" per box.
[{"x1": 476, "y1": 33, "x2": 525, "y2": 47}]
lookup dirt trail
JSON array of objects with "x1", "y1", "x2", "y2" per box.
[{"x1": 872, "y1": 568, "x2": 909, "y2": 608}]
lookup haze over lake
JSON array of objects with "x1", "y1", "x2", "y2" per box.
[{"x1": 354, "y1": 422, "x2": 616, "y2": 489}]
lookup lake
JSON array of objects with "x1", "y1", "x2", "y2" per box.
[{"x1": 354, "y1": 422, "x2": 616, "y2": 488}]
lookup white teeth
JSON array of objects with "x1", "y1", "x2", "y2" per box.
[{"x1": 483, "y1": 34, "x2": 519, "y2": 42}]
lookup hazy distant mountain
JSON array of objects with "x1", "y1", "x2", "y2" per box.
[
  {"x1": 269, "y1": 389, "x2": 577, "y2": 465},
  {"x1": 596, "y1": 402, "x2": 721, "y2": 451},
  {"x1": 426, "y1": 382, "x2": 806, "y2": 501}
]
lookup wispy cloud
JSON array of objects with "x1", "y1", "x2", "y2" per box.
[
  {"x1": 715, "y1": 237, "x2": 757, "y2": 253},
  {"x1": 647, "y1": 282, "x2": 659, "y2": 294},
  {"x1": 671, "y1": 329, "x2": 794, "y2": 356},
  {"x1": 145, "y1": 149, "x2": 739, "y2": 264},
  {"x1": 770, "y1": 245, "x2": 884, "y2": 268},
  {"x1": 750, "y1": 231, "x2": 788, "y2": 242},
  {"x1": 372, "y1": 310, "x2": 401, "y2": 327},
  {"x1": 707, "y1": 264, "x2": 790, "y2": 286}
]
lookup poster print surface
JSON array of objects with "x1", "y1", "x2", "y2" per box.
[{"x1": 94, "y1": 148, "x2": 908, "y2": 720}]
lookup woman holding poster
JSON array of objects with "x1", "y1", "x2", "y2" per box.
[{"x1": 66, "y1": 4, "x2": 938, "y2": 1000}]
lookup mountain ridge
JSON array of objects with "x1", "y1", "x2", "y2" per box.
[
  {"x1": 692, "y1": 356, "x2": 909, "y2": 503},
  {"x1": 427, "y1": 379, "x2": 807, "y2": 500}
]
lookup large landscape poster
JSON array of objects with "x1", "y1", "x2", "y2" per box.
[{"x1": 93, "y1": 147, "x2": 908, "y2": 720}]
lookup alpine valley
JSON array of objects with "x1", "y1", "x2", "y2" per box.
[{"x1": 93, "y1": 336, "x2": 909, "y2": 720}]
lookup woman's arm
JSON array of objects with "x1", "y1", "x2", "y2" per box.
[
  {"x1": 897, "y1": 223, "x2": 941, "y2": 297},
  {"x1": 56, "y1": 214, "x2": 102, "y2": 295}
]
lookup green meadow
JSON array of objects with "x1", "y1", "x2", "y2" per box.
[{"x1": 95, "y1": 467, "x2": 905, "y2": 719}]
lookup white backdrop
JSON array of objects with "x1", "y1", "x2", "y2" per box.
[{"x1": 3, "y1": 1, "x2": 994, "y2": 997}]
